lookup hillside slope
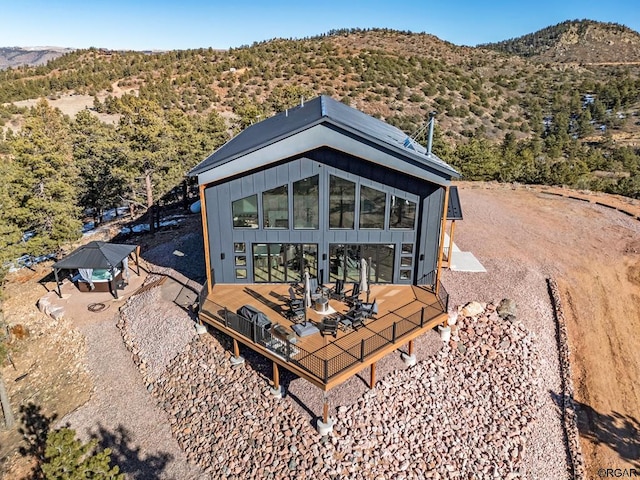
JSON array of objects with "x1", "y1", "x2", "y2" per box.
[
  {"x1": 0, "y1": 47, "x2": 72, "y2": 70},
  {"x1": 481, "y1": 19, "x2": 640, "y2": 64}
]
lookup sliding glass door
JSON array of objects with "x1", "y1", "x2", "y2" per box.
[
  {"x1": 252, "y1": 243, "x2": 317, "y2": 283},
  {"x1": 328, "y1": 243, "x2": 395, "y2": 284}
]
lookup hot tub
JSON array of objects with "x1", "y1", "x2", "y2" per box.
[{"x1": 74, "y1": 269, "x2": 122, "y2": 293}]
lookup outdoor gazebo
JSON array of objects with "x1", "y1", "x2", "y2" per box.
[{"x1": 51, "y1": 241, "x2": 140, "y2": 298}]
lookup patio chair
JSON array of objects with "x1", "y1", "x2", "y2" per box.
[
  {"x1": 350, "y1": 314, "x2": 365, "y2": 331},
  {"x1": 329, "y1": 279, "x2": 346, "y2": 301},
  {"x1": 284, "y1": 288, "x2": 305, "y2": 322},
  {"x1": 308, "y1": 276, "x2": 323, "y2": 302},
  {"x1": 288, "y1": 286, "x2": 304, "y2": 309},
  {"x1": 344, "y1": 282, "x2": 361, "y2": 306},
  {"x1": 355, "y1": 299, "x2": 378, "y2": 319},
  {"x1": 318, "y1": 316, "x2": 338, "y2": 338}
]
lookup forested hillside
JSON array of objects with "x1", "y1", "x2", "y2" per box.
[
  {"x1": 479, "y1": 19, "x2": 640, "y2": 63},
  {"x1": 1, "y1": 22, "x2": 640, "y2": 278}
]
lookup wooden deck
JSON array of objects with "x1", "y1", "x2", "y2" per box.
[{"x1": 199, "y1": 283, "x2": 447, "y2": 391}]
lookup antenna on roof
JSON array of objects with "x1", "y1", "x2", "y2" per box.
[
  {"x1": 427, "y1": 111, "x2": 436, "y2": 156},
  {"x1": 403, "y1": 111, "x2": 437, "y2": 156}
]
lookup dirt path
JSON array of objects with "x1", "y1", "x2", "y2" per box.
[
  {"x1": 61, "y1": 310, "x2": 206, "y2": 480},
  {"x1": 452, "y1": 183, "x2": 640, "y2": 476}
]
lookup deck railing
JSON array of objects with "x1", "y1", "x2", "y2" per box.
[{"x1": 200, "y1": 286, "x2": 449, "y2": 384}]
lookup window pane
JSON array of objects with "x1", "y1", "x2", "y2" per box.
[
  {"x1": 232, "y1": 195, "x2": 258, "y2": 228},
  {"x1": 401, "y1": 243, "x2": 413, "y2": 255},
  {"x1": 400, "y1": 257, "x2": 412, "y2": 267},
  {"x1": 234, "y1": 242, "x2": 246, "y2": 253},
  {"x1": 329, "y1": 244, "x2": 344, "y2": 282},
  {"x1": 263, "y1": 185, "x2": 289, "y2": 229},
  {"x1": 293, "y1": 175, "x2": 319, "y2": 229},
  {"x1": 253, "y1": 244, "x2": 269, "y2": 282},
  {"x1": 303, "y1": 244, "x2": 318, "y2": 279},
  {"x1": 389, "y1": 195, "x2": 416, "y2": 229},
  {"x1": 400, "y1": 270, "x2": 411, "y2": 280},
  {"x1": 359, "y1": 186, "x2": 386, "y2": 229},
  {"x1": 345, "y1": 245, "x2": 361, "y2": 282},
  {"x1": 236, "y1": 268, "x2": 247, "y2": 279},
  {"x1": 329, "y1": 176, "x2": 355, "y2": 229},
  {"x1": 377, "y1": 244, "x2": 395, "y2": 283}
]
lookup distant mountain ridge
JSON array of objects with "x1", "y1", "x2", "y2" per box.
[
  {"x1": 0, "y1": 47, "x2": 74, "y2": 70},
  {"x1": 480, "y1": 20, "x2": 640, "y2": 64}
]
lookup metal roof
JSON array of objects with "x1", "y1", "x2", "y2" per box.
[
  {"x1": 189, "y1": 95, "x2": 459, "y2": 180},
  {"x1": 447, "y1": 185, "x2": 463, "y2": 220},
  {"x1": 52, "y1": 241, "x2": 137, "y2": 270}
]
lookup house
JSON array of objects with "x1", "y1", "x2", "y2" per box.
[{"x1": 189, "y1": 96, "x2": 460, "y2": 426}]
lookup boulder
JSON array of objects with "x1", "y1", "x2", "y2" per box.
[
  {"x1": 461, "y1": 301, "x2": 484, "y2": 318},
  {"x1": 497, "y1": 299, "x2": 517, "y2": 319},
  {"x1": 37, "y1": 296, "x2": 51, "y2": 314},
  {"x1": 48, "y1": 306, "x2": 65, "y2": 320}
]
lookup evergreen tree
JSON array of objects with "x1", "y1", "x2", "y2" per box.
[
  {"x1": 116, "y1": 96, "x2": 169, "y2": 221},
  {"x1": 0, "y1": 159, "x2": 23, "y2": 279},
  {"x1": 72, "y1": 110, "x2": 128, "y2": 223},
  {"x1": 7, "y1": 100, "x2": 81, "y2": 256},
  {"x1": 41, "y1": 427, "x2": 124, "y2": 480}
]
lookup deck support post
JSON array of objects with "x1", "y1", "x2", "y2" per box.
[
  {"x1": 317, "y1": 394, "x2": 334, "y2": 436},
  {"x1": 436, "y1": 186, "x2": 450, "y2": 297},
  {"x1": 446, "y1": 220, "x2": 456, "y2": 268},
  {"x1": 269, "y1": 362, "x2": 283, "y2": 398},
  {"x1": 370, "y1": 362, "x2": 376, "y2": 388},
  {"x1": 401, "y1": 340, "x2": 417, "y2": 366},
  {"x1": 230, "y1": 338, "x2": 245, "y2": 366},
  {"x1": 323, "y1": 399, "x2": 329, "y2": 424}
]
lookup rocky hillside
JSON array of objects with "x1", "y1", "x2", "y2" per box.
[
  {"x1": 0, "y1": 47, "x2": 73, "y2": 70},
  {"x1": 481, "y1": 20, "x2": 640, "y2": 64}
]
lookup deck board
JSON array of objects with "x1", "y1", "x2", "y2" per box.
[{"x1": 200, "y1": 282, "x2": 446, "y2": 390}]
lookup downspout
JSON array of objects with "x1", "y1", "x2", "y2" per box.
[{"x1": 435, "y1": 186, "x2": 450, "y2": 298}]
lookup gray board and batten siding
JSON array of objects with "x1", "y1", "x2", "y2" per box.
[
  {"x1": 203, "y1": 152, "x2": 445, "y2": 284},
  {"x1": 190, "y1": 95, "x2": 459, "y2": 287}
]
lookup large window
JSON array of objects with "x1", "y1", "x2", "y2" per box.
[
  {"x1": 232, "y1": 195, "x2": 258, "y2": 229},
  {"x1": 293, "y1": 175, "x2": 319, "y2": 229},
  {"x1": 263, "y1": 185, "x2": 289, "y2": 229},
  {"x1": 389, "y1": 195, "x2": 416, "y2": 229},
  {"x1": 359, "y1": 185, "x2": 386, "y2": 229},
  {"x1": 329, "y1": 176, "x2": 355, "y2": 229}
]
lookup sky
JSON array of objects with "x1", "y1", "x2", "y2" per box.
[{"x1": 1, "y1": 0, "x2": 639, "y2": 51}]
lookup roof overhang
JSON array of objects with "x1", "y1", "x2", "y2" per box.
[{"x1": 194, "y1": 123, "x2": 457, "y2": 188}]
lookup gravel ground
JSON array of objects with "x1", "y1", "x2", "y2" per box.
[
  {"x1": 123, "y1": 292, "x2": 542, "y2": 479},
  {"x1": 442, "y1": 260, "x2": 570, "y2": 479},
  {"x1": 60, "y1": 313, "x2": 207, "y2": 480},
  {"x1": 56, "y1": 204, "x2": 572, "y2": 478},
  {"x1": 118, "y1": 287, "x2": 197, "y2": 385}
]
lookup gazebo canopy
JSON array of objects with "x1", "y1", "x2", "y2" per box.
[
  {"x1": 52, "y1": 241, "x2": 139, "y2": 298},
  {"x1": 52, "y1": 241, "x2": 137, "y2": 270}
]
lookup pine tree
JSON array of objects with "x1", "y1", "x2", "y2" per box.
[
  {"x1": 72, "y1": 110, "x2": 128, "y2": 223},
  {"x1": 41, "y1": 428, "x2": 124, "y2": 480},
  {"x1": 7, "y1": 100, "x2": 82, "y2": 256}
]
